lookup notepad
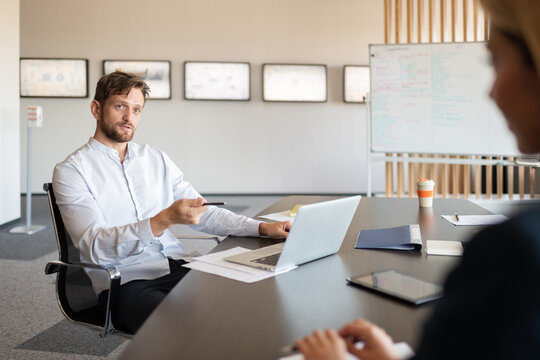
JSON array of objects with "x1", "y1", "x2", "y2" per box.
[
  {"x1": 355, "y1": 224, "x2": 422, "y2": 251},
  {"x1": 426, "y1": 240, "x2": 463, "y2": 256}
]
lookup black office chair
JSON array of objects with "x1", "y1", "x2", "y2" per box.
[{"x1": 43, "y1": 183, "x2": 129, "y2": 338}]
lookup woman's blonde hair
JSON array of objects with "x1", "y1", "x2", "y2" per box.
[{"x1": 481, "y1": 0, "x2": 540, "y2": 72}]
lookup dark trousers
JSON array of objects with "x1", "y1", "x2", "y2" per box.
[{"x1": 98, "y1": 258, "x2": 190, "y2": 334}]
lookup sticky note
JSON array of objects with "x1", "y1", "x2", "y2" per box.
[{"x1": 289, "y1": 204, "x2": 303, "y2": 217}]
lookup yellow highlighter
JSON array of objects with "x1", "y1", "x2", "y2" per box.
[{"x1": 289, "y1": 204, "x2": 303, "y2": 217}]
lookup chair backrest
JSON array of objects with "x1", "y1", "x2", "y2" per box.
[
  {"x1": 43, "y1": 183, "x2": 104, "y2": 327},
  {"x1": 44, "y1": 183, "x2": 79, "y2": 263}
]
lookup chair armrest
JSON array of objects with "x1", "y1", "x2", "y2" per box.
[
  {"x1": 45, "y1": 260, "x2": 119, "y2": 275},
  {"x1": 44, "y1": 260, "x2": 121, "y2": 338}
]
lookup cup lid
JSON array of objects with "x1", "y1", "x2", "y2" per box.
[{"x1": 416, "y1": 177, "x2": 435, "y2": 185}]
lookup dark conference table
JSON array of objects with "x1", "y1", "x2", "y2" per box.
[{"x1": 120, "y1": 196, "x2": 491, "y2": 360}]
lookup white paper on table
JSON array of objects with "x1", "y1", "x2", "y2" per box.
[
  {"x1": 279, "y1": 341, "x2": 414, "y2": 360},
  {"x1": 182, "y1": 247, "x2": 297, "y2": 283},
  {"x1": 258, "y1": 210, "x2": 295, "y2": 223},
  {"x1": 441, "y1": 214, "x2": 508, "y2": 226}
]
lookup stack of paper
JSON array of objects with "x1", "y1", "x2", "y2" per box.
[
  {"x1": 259, "y1": 211, "x2": 295, "y2": 223},
  {"x1": 183, "y1": 247, "x2": 296, "y2": 283}
]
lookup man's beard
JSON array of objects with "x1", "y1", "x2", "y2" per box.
[{"x1": 99, "y1": 115, "x2": 135, "y2": 143}]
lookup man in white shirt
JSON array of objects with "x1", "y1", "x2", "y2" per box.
[{"x1": 53, "y1": 71, "x2": 291, "y2": 333}]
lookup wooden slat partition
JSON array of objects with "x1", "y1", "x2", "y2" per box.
[
  {"x1": 496, "y1": 156, "x2": 503, "y2": 198},
  {"x1": 507, "y1": 157, "x2": 514, "y2": 198},
  {"x1": 485, "y1": 157, "x2": 492, "y2": 199},
  {"x1": 397, "y1": 155, "x2": 404, "y2": 197},
  {"x1": 464, "y1": 162, "x2": 471, "y2": 198},
  {"x1": 530, "y1": 168, "x2": 536, "y2": 198},
  {"x1": 519, "y1": 166, "x2": 525, "y2": 199},
  {"x1": 473, "y1": 0, "x2": 478, "y2": 41},
  {"x1": 408, "y1": 157, "x2": 415, "y2": 198},
  {"x1": 475, "y1": 161, "x2": 482, "y2": 199},
  {"x1": 452, "y1": 161, "x2": 459, "y2": 198},
  {"x1": 382, "y1": 0, "x2": 534, "y2": 200}
]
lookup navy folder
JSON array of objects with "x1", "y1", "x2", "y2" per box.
[{"x1": 355, "y1": 224, "x2": 422, "y2": 251}]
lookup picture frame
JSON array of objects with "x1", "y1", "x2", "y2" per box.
[
  {"x1": 184, "y1": 61, "x2": 251, "y2": 101},
  {"x1": 20, "y1": 58, "x2": 89, "y2": 98},
  {"x1": 103, "y1": 60, "x2": 171, "y2": 99},
  {"x1": 263, "y1": 64, "x2": 327, "y2": 102},
  {"x1": 343, "y1": 65, "x2": 370, "y2": 103}
]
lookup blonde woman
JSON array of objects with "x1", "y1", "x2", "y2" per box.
[{"x1": 296, "y1": 1, "x2": 540, "y2": 359}]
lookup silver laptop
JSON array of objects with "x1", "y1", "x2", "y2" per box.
[{"x1": 225, "y1": 196, "x2": 361, "y2": 271}]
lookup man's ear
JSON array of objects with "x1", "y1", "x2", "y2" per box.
[{"x1": 90, "y1": 100, "x2": 101, "y2": 120}]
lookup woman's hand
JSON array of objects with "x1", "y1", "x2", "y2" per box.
[
  {"x1": 295, "y1": 329, "x2": 348, "y2": 360},
  {"x1": 339, "y1": 318, "x2": 399, "y2": 360}
]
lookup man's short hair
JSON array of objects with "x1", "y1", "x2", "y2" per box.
[{"x1": 94, "y1": 71, "x2": 150, "y2": 106}]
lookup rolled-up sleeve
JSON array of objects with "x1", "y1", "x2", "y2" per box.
[
  {"x1": 192, "y1": 207, "x2": 261, "y2": 237},
  {"x1": 164, "y1": 153, "x2": 262, "y2": 237}
]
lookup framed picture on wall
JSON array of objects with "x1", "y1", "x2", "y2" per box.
[
  {"x1": 184, "y1": 61, "x2": 250, "y2": 101},
  {"x1": 103, "y1": 60, "x2": 171, "y2": 99},
  {"x1": 20, "y1": 58, "x2": 89, "y2": 98},
  {"x1": 343, "y1": 65, "x2": 370, "y2": 103},
  {"x1": 262, "y1": 64, "x2": 327, "y2": 102}
]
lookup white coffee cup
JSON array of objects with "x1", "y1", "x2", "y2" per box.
[{"x1": 416, "y1": 178, "x2": 435, "y2": 207}]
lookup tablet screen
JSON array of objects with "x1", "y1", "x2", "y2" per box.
[{"x1": 347, "y1": 270, "x2": 443, "y2": 305}]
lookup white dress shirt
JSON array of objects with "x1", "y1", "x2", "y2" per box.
[{"x1": 52, "y1": 138, "x2": 261, "y2": 294}]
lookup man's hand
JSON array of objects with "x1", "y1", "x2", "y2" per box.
[
  {"x1": 259, "y1": 221, "x2": 291, "y2": 239},
  {"x1": 338, "y1": 318, "x2": 399, "y2": 360},
  {"x1": 295, "y1": 329, "x2": 348, "y2": 360},
  {"x1": 150, "y1": 198, "x2": 209, "y2": 237}
]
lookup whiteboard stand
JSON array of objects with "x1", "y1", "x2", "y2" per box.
[
  {"x1": 366, "y1": 92, "x2": 373, "y2": 197},
  {"x1": 10, "y1": 107, "x2": 46, "y2": 235}
]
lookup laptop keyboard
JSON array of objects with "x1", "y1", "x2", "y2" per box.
[{"x1": 252, "y1": 253, "x2": 281, "y2": 266}]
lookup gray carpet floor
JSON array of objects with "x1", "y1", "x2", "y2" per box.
[{"x1": 0, "y1": 194, "x2": 283, "y2": 360}]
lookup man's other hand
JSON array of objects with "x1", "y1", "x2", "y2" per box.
[{"x1": 259, "y1": 221, "x2": 291, "y2": 239}]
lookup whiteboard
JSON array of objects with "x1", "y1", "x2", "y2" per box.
[
  {"x1": 263, "y1": 64, "x2": 327, "y2": 102},
  {"x1": 184, "y1": 62, "x2": 250, "y2": 101},
  {"x1": 370, "y1": 42, "x2": 521, "y2": 156}
]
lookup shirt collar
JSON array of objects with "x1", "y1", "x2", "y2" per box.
[{"x1": 88, "y1": 137, "x2": 133, "y2": 161}]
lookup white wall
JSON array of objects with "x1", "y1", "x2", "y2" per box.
[
  {"x1": 20, "y1": 0, "x2": 385, "y2": 194},
  {"x1": 0, "y1": 0, "x2": 21, "y2": 225}
]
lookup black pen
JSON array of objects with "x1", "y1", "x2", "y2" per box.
[
  {"x1": 454, "y1": 213, "x2": 460, "y2": 222},
  {"x1": 202, "y1": 202, "x2": 226, "y2": 206}
]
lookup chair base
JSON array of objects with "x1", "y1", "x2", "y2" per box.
[{"x1": 10, "y1": 224, "x2": 46, "y2": 235}]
